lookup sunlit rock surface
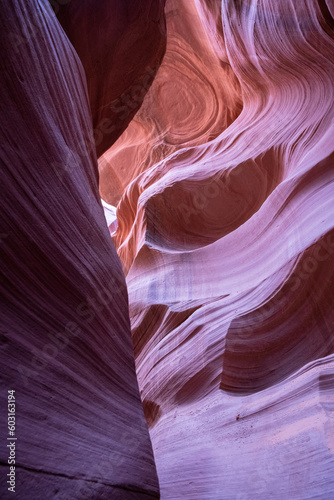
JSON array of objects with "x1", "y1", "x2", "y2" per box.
[
  {"x1": 109, "y1": 0, "x2": 334, "y2": 498},
  {"x1": 1, "y1": 0, "x2": 334, "y2": 498},
  {"x1": 0, "y1": 1, "x2": 159, "y2": 498},
  {"x1": 99, "y1": 0, "x2": 242, "y2": 206},
  {"x1": 102, "y1": 200, "x2": 118, "y2": 236}
]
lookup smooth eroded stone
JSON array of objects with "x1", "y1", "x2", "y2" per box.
[
  {"x1": 52, "y1": 0, "x2": 167, "y2": 158},
  {"x1": 109, "y1": 0, "x2": 334, "y2": 498},
  {"x1": 0, "y1": 1, "x2": 159, "y2": 498}
]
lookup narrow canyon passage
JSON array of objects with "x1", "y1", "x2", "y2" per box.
[{"x1": 1, "y1": 1, "x2": 334, "y2": 499}]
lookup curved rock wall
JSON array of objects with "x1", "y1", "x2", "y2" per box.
[
  {"x1": 54, "y1": 0, "x2": 167, "y2": 158},
  {"x1": 0, "y1": 1, "x2": 159, "y2": 498},
  {"x1": 99, "y1": 0, "x2": 242, "y2": 206},
  {"x1": 109, "y1": 0, "x2": 334, "y2": 498},
  {"x1": 1, "y1": 0, "x2": 333, "y2": 498}
]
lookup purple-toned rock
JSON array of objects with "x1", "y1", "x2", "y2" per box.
[
  {"x1": 110, "y1": 0, "x2": 334, "y2": 498},
  {"x1": 0, "y1": 1, "x2": 159, "y2": 498}
]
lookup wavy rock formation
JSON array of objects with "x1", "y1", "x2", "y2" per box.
[
  {"x1": 53, "y1": 0, "x2": 167, "y2": 158},
  {"x1": 1, "y1": 0, "x2": 333, "y2": 498},
  {"x1": 99, "y1": 0, "x2": 242, "y2": 206},
  {"x1": 0, "y1": 1, "x2": 159, "y2": 499},
  {"x1": 110, "y1": 0, "x2": 334, "y2": 498}
]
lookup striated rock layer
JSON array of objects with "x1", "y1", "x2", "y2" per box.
[
  {"x1": 99, "y1": 0, "x2": 242, "y2": 206},
  {"x1": 0, "y1": 1, "x2": 159, "y2": 499},
  {"x1": 110, "y1": 0, "x2": 334, "y2": 498},
  {"x1": 53, "y1": 0, "x2": 167, "y2": 158}
]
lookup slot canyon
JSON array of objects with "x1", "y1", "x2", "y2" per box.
[{"x1": 0, "y1": 0, "x2": 333, "y2": 499}]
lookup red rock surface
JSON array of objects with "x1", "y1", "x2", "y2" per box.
[
  {"x1": 1, "y1": 0, "x2": 334, "y2": 499},
  {"x1": 105, "y1": 0, "x2": 334, "y2": 498},
  {"x1": 0, "y1": 1, "x2": 160, "y2": 498},
  {"x1": 99, "y1": 0, "x2": 242, "y2": 206}
]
